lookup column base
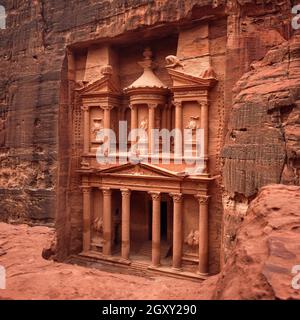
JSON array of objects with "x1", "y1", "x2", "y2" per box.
[
  {"x1": 197, "y1": 271, "x2": 209, "y2": 277},
  {"x1": 150, "y1": 264, "x2": 161, "y2": 269},
  {"x1": 172, "y1": 267, "x2": 183, "y2": 272}
]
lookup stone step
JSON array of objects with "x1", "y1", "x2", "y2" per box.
[{"x1": 134, "y1": 241, "x2": 171, "y2": 259}]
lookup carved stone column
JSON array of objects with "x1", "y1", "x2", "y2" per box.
[
  {"x1": 173, "y1": 101, "x2": 183, "y2": 157},
  {"x1": 200, "y1": 101, "x2": 209, "y2": 171},
  {"x1": 102, "y1": 105, "x2": 114, "y2": 130},
  {"x1": 82, "y1": 186, "x2": 92, "y2": 252},
  {"x1": 81, "y1": 105, "x2": 90, "y2": 154},
  {"x1": 121, "y1": 189, "x2": 131, "y2": 260},
  {"x1": 130, "y1": 104, "x2": 138, "y2": 132},
  {"x1": 149, "y1": 191, "x2": 161, "y2": 267},
  {"x1": 170, "y1": 193, "x2": 183, "y2": 270},
  {"x1": 195, "y1": 194, "x2": 210, "y2": 275},
  {"x1": 148, "y1": 104, "x2": 157, "y2": 153},
  {"x1": 102, "y1": 188, "x2": 112, "y2": 256}
]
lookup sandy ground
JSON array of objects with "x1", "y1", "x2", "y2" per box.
[{"x1": 0, "y1": 223, "x2": 212, "y2": 300}]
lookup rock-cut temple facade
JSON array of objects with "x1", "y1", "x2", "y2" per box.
[{"x1": 73, "y1": 24, "x2": 219, "y2": 279}]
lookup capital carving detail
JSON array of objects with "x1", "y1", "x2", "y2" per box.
[
  {"x1": 195, "y1": 194, "x2": 210, "y2": 205},
  {"x1": 198, "y1": 101, "x2": 208, "y2": 108},
  {"x1": 81, "y1": 105, "x2": 89, "y2": 112},
  {"x1": 149, "y1": 191, "x2": 161, "y2": 201},
  {"x1": 102, "y1": 188, "x2": 112, "y2": 196},
  {"x1": 172, "y1": 101, "x2": 182, "y2": 108},
  {"x1": 148, "y1": 103, "x2": 158, "y2": 110},
  {"x1": 101, "y1": 105, "x2": 114, "y2": 111},
  {"x1": 170, "y1": 193, "x2": 183, "y2": 203},
  {"x1": 82, "y1": 186, "x2": 91, "y2": 194},
  {"x1": 121, "y1": 189, "x2": 131, "y2": 198}
]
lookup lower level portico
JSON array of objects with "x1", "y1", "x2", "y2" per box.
[{"x1": 79, "y1": 163, "x2": 215, "y2": 279}]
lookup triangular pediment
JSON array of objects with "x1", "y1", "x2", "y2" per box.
[
  {"x1": 77, "y1": 76, "x2": 121, "y2": 96},
  {"x1": 167, "y1": 69, "x2": 217, "y2": 89},
  {"x1": 98, "y1": 163, "x2": 182, "y2": 179}
]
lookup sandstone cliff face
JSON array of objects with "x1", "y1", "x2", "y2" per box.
[
  {"x1": 200, "y1": 185, "x2": 300, "y2": 300},
  {"x1": 222, "y1": 36, "x2": 300, "y2": 261}
]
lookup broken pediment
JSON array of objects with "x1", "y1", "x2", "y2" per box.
[
  {"x1": 167, "y1": 68, "x2": 218, "y2": 91},
  {"x1": 76, "y1": 66, "x2": 121, "y2": 97}
]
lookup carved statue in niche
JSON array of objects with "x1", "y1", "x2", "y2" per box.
[
  {"x1": 139, "y1": 117, "x2": 148, "y2": 131},
  {"x1": 186, "y1": 116, "x2": 199, "y2": 131},
  {"x1": 93, "y1": 216, "x2": 104, "y2": 246},
  {"x1": 165, "y1": 55, "x2": 184, "y2": 69},
  {"x1": 185, "y1": 230, "x2": 199, "y2": 253},
  {"x1": 91, "y1": 118, "x2": 103, "y2": 141}
]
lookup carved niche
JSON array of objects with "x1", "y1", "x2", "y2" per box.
[{"x1": 91, "y1": 118, "x2": 103, "y2": 141}]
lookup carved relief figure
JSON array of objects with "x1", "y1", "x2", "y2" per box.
[
  {"x1": 100, "y1": 65, "x2": 113, "y2": 77},
  {"x1": 185, "y1": 230, "x2": 199, "y2": 247},
  {"x1": 91, "y1": 118, "x2": 103, "y2": 140},
  {"x1": 93, "y1": 217, "x2": 104, "y2": 246},
  {"x1": 94, "y1": 217, "x2": 103, "y2": 234},
  {"x1": 75, "y1": 80, "x2": 89, "y2": 90},
  {"x1": 165, "y1": 55, "x2": 184, "y2": 68},
  {"x1": 139, "y1": 117, "x2": 148, "y2": 131},
  {"x1": 186, "y1": 116, "x2": 199, "y2": 130}
]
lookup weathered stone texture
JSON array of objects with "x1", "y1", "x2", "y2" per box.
[
  {"x1": 223, "y1": 39, "x2": 300, "y2": 197},
  {"x1": 222, "y1": 36, "x2": 300, "y2": 261},
  {"x1": 220, "y1": 1, "x2": 298, "y2": 263},
  {"x1": 201, "y1": 185, "x2": 300, "y2": 300}
]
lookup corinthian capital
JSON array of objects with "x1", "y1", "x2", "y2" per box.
[
  {"x1": 172, "y1": 101, "x2": 182, "y2": 108},
  {"x1": 102, "y1": 187, "x2": 112, "y2": 196},
  {"x1": 81, "y1": 186, "x2": 91, "y2": 194},
  {"x1": 101, "y1": 105, "x2": 114, "y2": 111},
  {"x1": 170, "y1": 193, "x2": 183, "y2": 203},
  {"x1": 149, "y1": 191, "x2": 161, "y2": 201},
  {"x1": 148, "y1": 103, "x2": 158, "y2": 110},
  {"x1": 197, "y1": 100, "x2": 208, "y2": 108},
  {"x1": 121, "y1": 189, "x2": 131, "y2": 198},
  {"x1": 195, "y1": 194, "x2": 210, "y2": 205},
  {"x1": 81, "y1": 105, "x2": 89, "y2": 112}
]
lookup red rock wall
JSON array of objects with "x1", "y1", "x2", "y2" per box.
[
  {"x1": 221, "y1": 1, "x2": 300, "y2": 262},
  {"x1": 206, "y1": 185, "x2": 300, "y2": 300}
]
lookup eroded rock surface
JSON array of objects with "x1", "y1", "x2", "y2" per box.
[
  {"x1": 205, "y1": 185, "x2": 300, "y2": 300},
  {"x1": 222, "y1": 35, "x2": 300, "y2": 260}
]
